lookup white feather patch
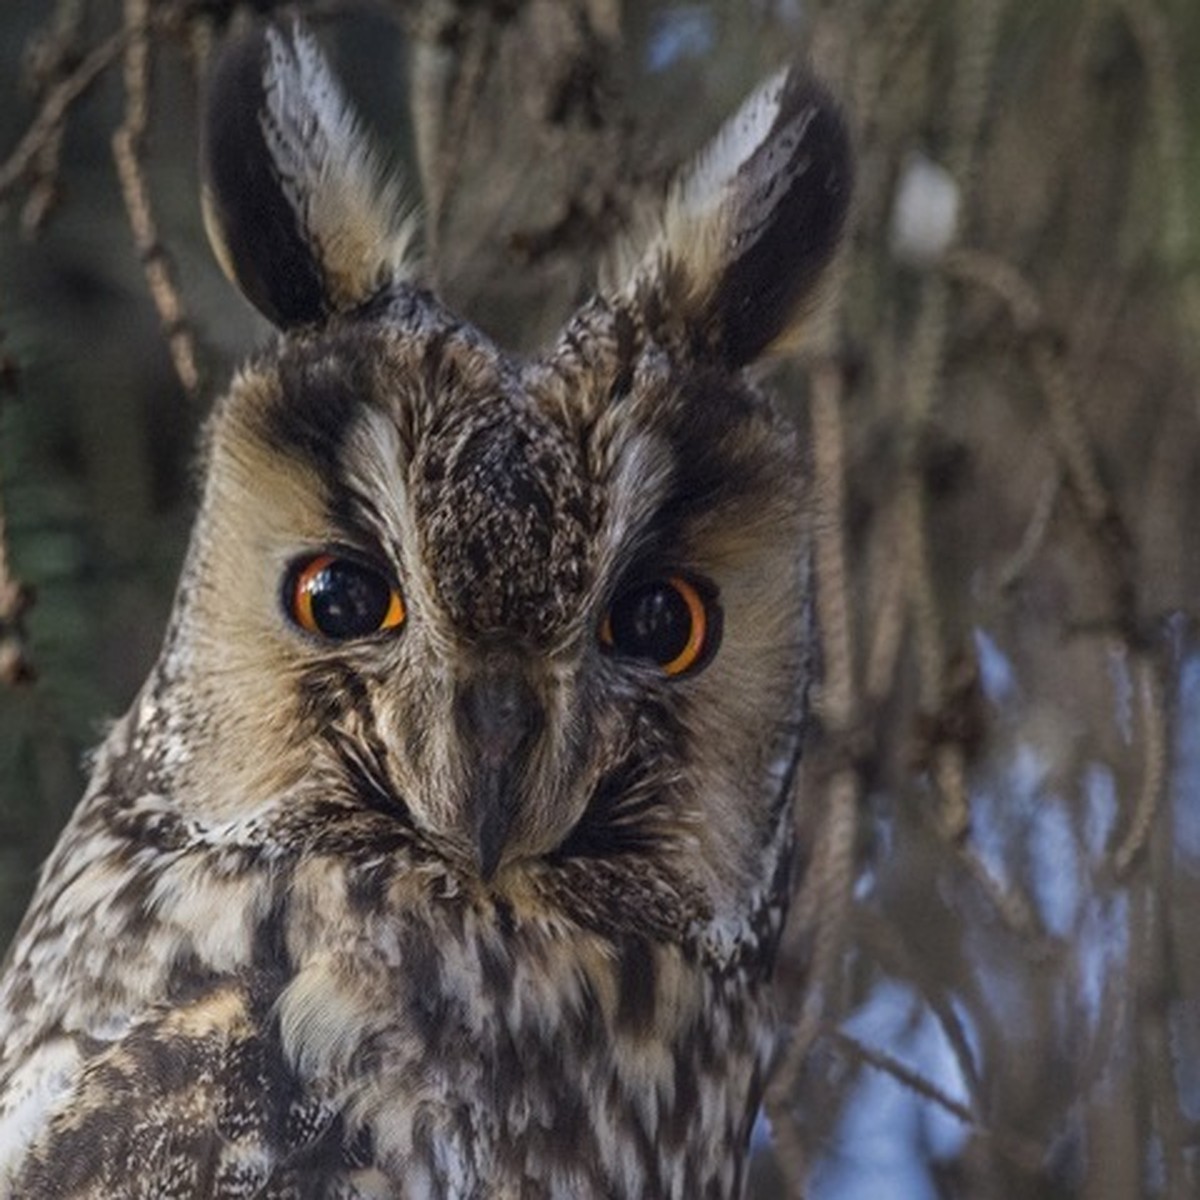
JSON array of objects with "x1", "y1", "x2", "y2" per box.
[
  {"x1": 674, "y1": 68, "x2": 791, "y2": 221},
  {"x1": 609, "y1": 66, "x2": 824, "y2": 336},
  {"x1": 0, "y1": 1038, "x2": 80, "y2": 1189}
]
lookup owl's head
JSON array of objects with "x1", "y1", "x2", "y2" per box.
[{"x1": 159, "y1": 22, "x2": 850, "y2": 929}]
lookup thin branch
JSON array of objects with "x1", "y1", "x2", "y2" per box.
[
  {"x1": 823, "y1": 1025, "x2": 1046, "y2": 1170},
  {"x1": 0, "y1": 409, "x2": 35, "y2": 687},
  {"x1": 947, "y1": 248, "x2": 1137, "y2": 633},
  {"x1": 766, "y1": 350, "x2": 863, "y2": 1198},
  {"x1": 810, "y1": 355, "x2": 858, "y2": 734},
  {"x1": 1120, "y1": 0, "x2": 1200, "y2": 363},
  {"x1": 997, "y1": 468, "x2": 1061, "y2": 591},
  {"x1": 410, "y1": 2, "x2": 501, "y2": 282},
  {"x1": 0, "y1": 31, "x2": 127, "y2": 201},
  {"x1": 1132, "y1": 842, "x2": 1192, "y2": 1200},
  {"x1": 0, "y1": 515, "x2": 34, "y2": 686},
  {"x1": 1112, "y1": 653, "x2": 1168, "y2": 877},
  {"x1": 827, "y1": 1023, "x2": 978, "y2": 1124},
  {"x1": 111, "y1": 0, "x2": 200, "y2": 398},
  {"x1": 863, "y1": 525, "x2": 908, "y2": 705},
  {"x1": 19, "y1": 125, "x2": 66, "y2": 238},
  {"x1": 15, "y1": 0, "x2": 88, "y2": 233},
  {"x1": 896, "y1": 2, "x2": 1007, "y2": 842}
]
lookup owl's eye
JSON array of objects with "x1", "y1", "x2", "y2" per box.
[
  {"x1": 286, "y1": 554, "x2": 405, "y2": 640},
  {"x1": 599, "y1": 575, "x2": 719, "y2": 676}
]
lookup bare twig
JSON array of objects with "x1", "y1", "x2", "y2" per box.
[
  {"x1": 1132, "y1": 847, "x2": 1192, "y2": 1200},
  {"x1": 111, "y1": 0, "x2": 200, "y2": 398},
  {"x1": 0, "y1": 31, "x2": 126, "y2": 201},
  {"x1": 1112, "y1": 653, "x2": 1168, "y2": 877},
  {"x1": 997, "y1": 468, "x2": 1061, "y2": 590},
  {"x1": 766, "y1": 353, "x2": 863, "y2": 1191},
  {"x1": 863, "y1": 522, "x2": 908, "y2": 705},
  {"x1": 944, "y1": 247, "x2": 1043, "y2": 333},
  {"x1": 944, "y1": 247, "x2": 1137, "y2": 630},
  {"x1": 827, "y1": 1023, "x2": 977, "y2": 1123},
  {"x1": 810, "y1": 358, "x2": 858, "y2": 734},
  {"x1": 411, "y1": 2, "x2": 502, "y2": 281},
  {"x1": 15, "y1": 0, "x2": 88, "y2": 233},
  {"x1": 1120, "y1": 0, "x2": 1200, "y2": 363},
  {"x1": 824, "y1": 1025, "x2": 1046, "y2": 1170},
  {"x1": 19, "y1": 125, "x2": 66, "y2": 238},
  {"x1": 0, "y1": 399, "x2": 35, "y2": 686},
  {"x1": 0, "y1": 523, "x2": 35, "y2": 685},
  {"x1": 767, "y1": 765, "x2": 858, "y2": 1193},
  {"x1": 1029, "y1": 340, "x2": 1123, "y2": 557}
]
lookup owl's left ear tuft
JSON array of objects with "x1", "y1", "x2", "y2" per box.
[
  {"x1": 201, "y1": 20, "x2": 417, "y2": 329},
  {"x1": 614, "y1": 68, "x2": 852, "y2": 368}
]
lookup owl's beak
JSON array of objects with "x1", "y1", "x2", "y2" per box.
[{"x1": 455, "y1": 668, "x2": 543, "y2": 880}]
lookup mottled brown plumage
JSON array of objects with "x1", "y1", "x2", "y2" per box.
[{"x1": 0, "y1": 20, "x2": 850, "y2": 1199}]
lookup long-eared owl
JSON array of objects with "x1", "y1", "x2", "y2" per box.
[{"x1": 0, "y1": 18, "x2": 850, "y2": 1199}]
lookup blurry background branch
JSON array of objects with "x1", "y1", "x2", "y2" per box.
[{"x1": 2, "y1": 1, "x2": 1199, "y2": 1198}]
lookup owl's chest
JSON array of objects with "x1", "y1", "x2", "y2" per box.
[{"x1": 273, "y1": 895, "x2": 772, "y2": 1198}]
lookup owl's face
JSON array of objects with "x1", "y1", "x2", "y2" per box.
[{"x1": 163, "y1": 22, "x2": 849, "y2": 923}]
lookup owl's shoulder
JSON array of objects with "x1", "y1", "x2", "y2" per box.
[{"x1": 4, "y1": 979, "x2": 361, "y2": 1199}]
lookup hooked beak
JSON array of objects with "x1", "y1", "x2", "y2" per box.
[{"x1": 455, "y1": 667, "x2": 542, "y2": 880}]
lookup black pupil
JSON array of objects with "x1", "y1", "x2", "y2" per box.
[
  {"x1": 608, "y1": 582, "x2": 693, "y2": 665},
  {"x1": 306, "y1": 560, "x2": 391, "y2": 638}
]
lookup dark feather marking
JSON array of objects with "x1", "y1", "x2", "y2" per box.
[
  {"x1": 251, "y1": 887, "x2": 295, "y2": 979},
  {"x1": 552, "y1": 760, "x2": 668, "y2": 860},
  {"x1": 555, "y1": 699, "x2": 683, "y2": 862},
  {"x1": 345, "y1": 856, "x2": 393, "y2": 913},
  {"x1": 656, "y1": 368, "x2": 771, "y2": 537},
  {"x1": 664, "y1": 1051, "x2": 700, "y2": 1149},
  {"x1": 164, "y1": 946, "x2": 227, "y2": 1007},
  {"x1": 608, "y1": 304, "x2": 638, "y2": 403},
  {"x1": 326, "y1": 486, "x2": 397, "y2": 570},
  {"x1": 476, "y1": 933, "x2": 513, "y2": 1006},
  {"x1": 614, "y1": 936, "x2": 657, "y2": 1037},
  {"x1": 715, "y1": 73, "x2": 853, "y2": 365},
  {"x1": 105, "y1": 798, "x2": 192, "y2": 855},
  {"x1": 594, "y1": 364, "x2": 788, "y2": 619},
  {"x1": 492, "y1": 894, "x2": 517, "y2": 941},
  {"x1": 106, "y1": 740, "x2": 159, "y2": 800},
  {"x1": 419, "y1": 325, "x2": 456, "y2": 407},
  {"x1": 333, "y1": 747, "x2": 416, "y2": 833},
  {"x1": 294, "y1": 658, "x2": 419, "y2": 837},
  {"x1": 398, "y1": 923, "x2": 460, "y2": 1051},
  {"x1": 259, "y1": 337, "x2": 371, "y2": 480},
  {"x1": 201, "y1": 28, "x2": 328, "y2": 328}
]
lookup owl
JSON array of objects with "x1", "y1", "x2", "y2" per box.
[{"x1": 0, "y1": 20, "x2": 850, "y2": 1200}]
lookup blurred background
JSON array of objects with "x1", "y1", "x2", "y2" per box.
[{"x1": 1, "y1": 1, "x2": 1197, "y2": 1196}]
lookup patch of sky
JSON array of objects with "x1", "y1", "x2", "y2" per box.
[
  {"x1": 750, "y1": 1107, "x2": 772, "y2": 1152},
  {"x1": 1106, "y1": 642, "x2": 1134, "y2": 744},
  {"x1": 972, "y1": 627, "x2": 1018, "y2": 706},
  {"x1": 854, "y1": 803, "x2": 893, "y2": 902},
  {"x1": 1170, "y1": 1000, "x2": 1200, "y2": 1122},
  {"x1": 1144, "y1": 1132, "x2": 1165, "y2": 1196},
  {"x1": 962, "y1": 779, "x2": 1009, "y2": 884},
  {"x1": 853, "y1": 863, "x2": 876, "y2": 902},
  {"x1": 1082, "y1": 763, "x2": 1118, "y2": 861},
  {"x1": 1075, "y1": 890, "x2": 1128, "y2": 1035},
  {"x1": 808, "y1": 980, "x2": 972, "y2": 1200},
  {"x1": 1172, "y1": 652, "x2": 1200, "y2": 864},
  {"x1": 967, "y1": 742, "x2": 1047, "y2": 885},
  {"x1": 645, "y1": 6, "x2": 715, "y2": 73},
  {"x1": 1025, "y1": 797, "x2": 1080, "y2": 939}
]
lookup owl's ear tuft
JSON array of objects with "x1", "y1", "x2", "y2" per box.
[
  {"x1": 614, "y1": 68, "x2": 852, "y2": 368},
  {"x1": 201, "y1": 21, "x2": 417, "y2": 329}
]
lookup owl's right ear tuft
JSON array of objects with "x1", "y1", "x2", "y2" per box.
[
  {"x1": 612, "y1": 68, "x2": 852, "y2": 368},
  {"x1": 201, "y1": 21, "x2": 417, "y2": 329}
]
